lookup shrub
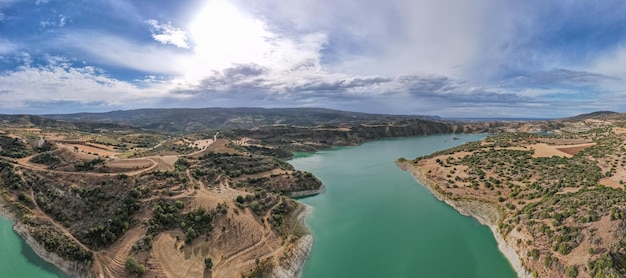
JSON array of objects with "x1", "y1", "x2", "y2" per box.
[
  {"x1": 205, "y1": 257, "x2": 213, "y2": 269},
  {"x1": 125, "y1": 256, "x2": 146, "y2": 275},
  {"x1": 566, "y1": 265, "x2": 578, "y2": 278}
]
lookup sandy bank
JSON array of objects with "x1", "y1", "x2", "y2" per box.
[
  {"x1": 396, "y1": 161, "x2": 530, "y2": 278},
  {"x1": 272, "y1": 204, "x2": 313, "y2": 278}
]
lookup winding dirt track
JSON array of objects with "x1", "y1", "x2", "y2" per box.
[
  {"x1": 1, "y1": 133, "x2": 294, "y2": 277},
  {"x1": 9, "y1": 155, "x2": 159, "y2": 177},
  {"x1": 6, "y1": 130, "x2": 219, "y2": 177}
]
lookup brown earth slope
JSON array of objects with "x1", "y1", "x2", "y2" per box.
[
  {"x1": 0, "y1": 130, "x2": 321, "y2": 278},
  {"x1": 400, "y1": 128, "x2": 626, "y2": 277}
]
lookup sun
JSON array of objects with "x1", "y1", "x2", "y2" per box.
[{"x1": 185, "y1": 0, "x2": 273, "y2": 79}]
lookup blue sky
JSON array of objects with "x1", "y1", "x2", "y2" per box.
[{"x1": 1, "y1": 0, "x2": 626, "y2": 117}]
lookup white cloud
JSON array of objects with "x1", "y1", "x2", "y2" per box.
[
  {"x1": 234, "y1": 0, "x2": 527, "y2": 81},
  {"x1": 178, "y1": 0, "x2": 329, "y2": 82},
  {"x1": 44, "y1": 1, "x2": 327, "y2": 89},
  {"x1": 0, "y1": 38, "x2": 17, "y2": 54},
  {"x1": 59, "y1": 14, "x2": 66, "y2": 27},
  {"x1": 4, "y1": 0, "x2": 623, "y2": 117},
  {"x1": 39, "y1": 14, "x2": 69, "y2": 28},
  {"x1": 0, "y1": 62, "x2": 176, "y2": 112},
  {"x1": 146, "y1": 19, "x2": 189, "y2": 48},
  {"x1": 39, "y1": 20, "x2": 54, "y2": 27},
  {"x1": 591, "y1": 45, "x2": 626, "y2": 79},
  {"x1": 241, "y1": 0, "x2": 488, "y2": 77},
  {"x1": 15, "y1": 51, "x2": 32, "y2": 66},
  {"x1": 59, "y1": 32, "x2": 187, "y2": 75}
]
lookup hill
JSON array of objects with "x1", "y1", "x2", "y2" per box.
[
  {"x1": 563, "y1": 111, "x2": 620, "y2": 122},
  {"x1": 41, "y1": 107, "x2": 441, "y2": 133},
  {"x1": 399, "y1": 119, "x2": 626, "y2": 277},
  {"x1": 3, "y1": 108, "x2": 622, "y2": 277},
  {"x1": 0, "y1": 114, "x2": 140, "y2": 133},
  {"x1": 0, "y1": 126, "x2": 322, "y2": 277}
]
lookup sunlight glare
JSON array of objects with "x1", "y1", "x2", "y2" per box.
[{"x1": 186, "y1": 0, "x2": 273, "y2": 80}]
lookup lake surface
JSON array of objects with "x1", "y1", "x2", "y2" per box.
[
  {"x1": 0, "y1": 134, "x2": 515, "y2": 278},
  {"x1": 290, "y1": 134, "x2": 517, "y2": 278},
  {"x1": 0, "y1": 216, "x2": 69, "y2": 277}
]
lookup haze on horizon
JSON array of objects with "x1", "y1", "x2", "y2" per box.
[{"x1": 1, "y1": 0, "x2": 626, "y2": 118}]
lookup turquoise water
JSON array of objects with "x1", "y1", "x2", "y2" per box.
[
  {"x1": 0, "y1": 134, "x2": 515, "y2": 278},
  {"x1": 290, "y1": 134, "x2": 517, "y2": 278},
  {"x1": 0, "y1": 216, "x2": 69, "y2": 277}
]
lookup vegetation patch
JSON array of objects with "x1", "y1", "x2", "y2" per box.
[
  {"x1": 409, "y1": 129, "x2": 626, "y2": 277},
  {"x1": 26, "y1": 218, "x2": 94, "y2": 265}
]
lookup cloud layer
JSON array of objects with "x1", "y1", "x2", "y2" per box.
[{"x1": 1, "y1": 0, "x2": 626, "y2": 117}]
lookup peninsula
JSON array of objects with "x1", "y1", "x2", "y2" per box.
[{"x1": 399, "y1": 111, "x2": 626, "y2": 277}]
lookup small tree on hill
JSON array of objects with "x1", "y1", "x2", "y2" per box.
[
  {"x1": 205, "y1": 257, "x2": 213, "y2": 269},
  {"x1": 125, "y1": 256, "x2": 146, "y2": 275}
]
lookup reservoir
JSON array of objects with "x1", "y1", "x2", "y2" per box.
[
  {"x1": 0, "y1": 133, "x2": 515, "y2": 278},
  {"x1": 0, "y1": 216, "x2": 68, "y2": 277},
  {"x1": 290, "y1": 134, "x2": 517, "y2": 278}
]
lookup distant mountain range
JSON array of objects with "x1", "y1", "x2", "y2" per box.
[
  {"x1": 41, "y1": 107, "x2": 443, "y2": 132},
  {"x1": 0, "y1": 114, "x2": 134, "y2": 132},
  {"x1": 0, "y1": 108, "x2": 621, "y2": 134}
]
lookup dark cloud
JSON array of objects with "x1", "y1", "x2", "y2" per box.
[
  {"x1": 222, "y1": 64, "x2": 267, "y2": 79},
  {"x1": 288, "y1": 77, "x2": 391, "y2": 93},
  {"x1": 399, "y1": 75, "x2": 460, "y2": 95},
  {"x1": 178, "y1": 64, "x2": 269, "y2": 95},
  {"x1": 397, "y1": 75, "x2": 531, "y2": 105},
  {"x1": 178, "y1": 63, "x2": 392, "y2": 104},
  {"x1": 507, "y1": 69, "x2": 616, "y2": 88}
]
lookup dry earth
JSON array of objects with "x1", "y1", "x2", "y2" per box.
[{"x1": 2, "y1": 131, "x2": 309, "y2": 278}]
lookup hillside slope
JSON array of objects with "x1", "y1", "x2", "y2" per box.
[{"x1": 42, "y1": 107, "x2": 441, "y2": 132}]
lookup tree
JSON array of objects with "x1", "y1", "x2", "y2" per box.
[
  {"x1": 566, "y1": 265, "x2": 578, "y2": 278},
  {"x1": 250, "y1": 201, "x2": 261, "y2": 214},
  {"x1": 125, "y1": 256, "x2": 146, "y2": 275},
  {"x1": 185, "y1": 227, "x2": 197, "y2": 242},
  {"x1": 204, "y1": 257, "x2": 213, "y2": 269}
]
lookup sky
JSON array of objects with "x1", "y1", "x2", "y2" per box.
[{"x1": 1, "y1": 0, "x2": 626, "y2": 117}]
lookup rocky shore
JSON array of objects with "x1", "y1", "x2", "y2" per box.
[
  {"x1": 13, "y1": 222, "x2": 91, "y2": 278},
  {"x1": 272, "y1": 204, "x2": 313, "y2": 278},
  {"x1": 0, "y1": 203, "x2": 90, "y2": 278},
  {"x1": 288, "y1": 184, "x2": 326, "y2": 198},
  {"x1": 396, "y1": 160, "x2": 531, "y2": 278}
]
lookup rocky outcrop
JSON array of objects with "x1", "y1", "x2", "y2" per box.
[
  {"x1": 272, "y1": 204, "x2": 313, "y2": 278},
  {"x1": 272, "y1": 235, "x2": 312, "y2": 278},
  {"x1": 287, "y1": 184, "x2": 326, "y2": 198},
  {"x1": 396, "y1": 161, "x2": 531, "y2": 278}
]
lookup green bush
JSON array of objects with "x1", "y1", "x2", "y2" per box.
[
  {"x1": 566, "y1": 265, "x2": 578, "y2": 278},
  {"x1": 125, "y1": 256, "x2": 146, "y2": 275}
]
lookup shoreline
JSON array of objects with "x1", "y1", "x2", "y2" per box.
[
  {"x1": 288, "y1": 184, "x2": 326, "y2": 198},
  {"x1": 396, "y1": 160, "x2": 530, "y2": 278},
  {"x1": 272, "y1": 203, "x2": 313, "y2": 278},
  {"x1": 0, "y1": 202, "x2": 90, "y2": 278}
]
